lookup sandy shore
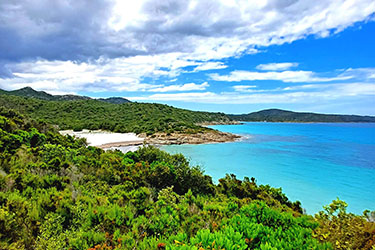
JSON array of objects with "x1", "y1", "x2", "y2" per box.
[
  {"x1": 60, "y1": 129, "x2": 241, "y2": 149},
  {"x1": 59, "y1": 130, "x2": 144, "y2": 148}
]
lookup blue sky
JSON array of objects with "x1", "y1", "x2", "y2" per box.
[{"x1": 0, "y1": 0, "x2": 375, "y2": 115}]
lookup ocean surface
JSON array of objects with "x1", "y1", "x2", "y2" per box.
[{"x1": 161, "y1": 122, "x2": 375, "y2": 214}]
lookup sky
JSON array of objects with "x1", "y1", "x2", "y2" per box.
[{"x1": 0, "y1": 0, "x2": 375, "y2": 115}]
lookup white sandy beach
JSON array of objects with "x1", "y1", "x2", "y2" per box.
[{"x1": 59, "y1": 130, "x2": 144, "y2": 148}]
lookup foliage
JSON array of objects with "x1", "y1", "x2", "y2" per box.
[
  {"x1": 0, "y1": 108, "x2": 373, "y2": 249},
  {"x1": 0, "y1": 93, "x2": 231, "y2": 135},
  {"x1": 314, "y1": 198, "x2": 375, "y2": 250},
  {"x1": 229, "y1": 108, "x2": 375, "y2": 122},
  {"x1": 0, "y1": 86, "x2": 129, "y2": 103}
]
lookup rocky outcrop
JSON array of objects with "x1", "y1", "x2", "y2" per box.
[
  {"x1": 197, "y1": 121, "x2": 243, "y2": 126},
  {"x1": 144, "y1": 131, "x2": 241, "y2": 145}
]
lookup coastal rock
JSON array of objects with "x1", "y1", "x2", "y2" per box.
[
  {"x1": 197, "y1": 121, "x2": 243, "y2": 126},
  {"x1": 144, "y1": 131, "x2": 241, "y2": 145}
]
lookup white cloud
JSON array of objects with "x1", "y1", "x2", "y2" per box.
[
  {"x1": 1, "y1": 0, "x2": 374, "y2": 63},
  {"x1": 130, "y1": 83, "x2": 375, "y2": 104},
  {"x1": 1, "y1": 0, "x2": 375, "y2": 94},
  {"x1": 210, "y1": 70, "x2": 353, "y2": 83},
  {"x1": 232, "y1": 85, "x2": 257, "y2": 92},
  {"x1": 0, "y1": 56, "x2": 212, "y2": 94},
  {"x1": 149, "y1": 82, "x2": 209, "y2": 92},
  {"x1": 105, "y1": 0, "x2": 375, "y2": 62},
  {"x1": 256, "y1": 62, "x2": 299, "y2": 71},
  {"x1": 340, "y1": 67, "x2": 375, "y2": 80},
  {"x1": 192, "y1": 62, "x2": 227, "y2": 72},
  {"x1": 0, "y1": 55, "x2": 199, "y2": 93}
]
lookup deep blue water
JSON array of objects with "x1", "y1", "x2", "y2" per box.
[{"x1": 161, "y1": 122, "x2": 375, "y2": 214}]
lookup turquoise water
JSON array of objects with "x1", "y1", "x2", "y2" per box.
[{"x1": 161, "y1": 122, "x2": 375, "y2": 214}]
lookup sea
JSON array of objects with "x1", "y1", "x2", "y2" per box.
[{"x1": 161, "y1": 122, "x2": 375, "y2": 215}]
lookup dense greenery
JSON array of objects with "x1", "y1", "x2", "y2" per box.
[
  {"x1": 0, "y1": 87, "x2": 91, "y2": 101},
  {"x1": 1, "y1": 108, "x2": 374, "y2": 249},
  {"x1": 0, "y1": 86, "x2": 130, "y2": 103},
  {"x1": 229, "y1": 109, "x2": 375, "y2": 122},
  {"x1": 0, "y1": 93, "x2": 231, "y2": 134}
]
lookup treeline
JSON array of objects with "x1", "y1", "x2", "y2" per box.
[
  {"x1": 0, "y1": 94, "x2": 231, "y2": 135},
  {"x1": 0, "y1": 86, "x2": 129, "y2": 103},
  {"x1": 0, "y1": 108, "x2": 374, "y2": 249},
  {"x1": 229, "y1": 109, "x2": 375, "y2": 122}
]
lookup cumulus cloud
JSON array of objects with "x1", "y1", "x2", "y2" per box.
[
  {"x1": 210, "y1": 70, "x2": 353, "y2": 83},
  {"x1": 131, "y1": 83, "x2": 375, "y2": 104},
  {"x1": 232, "y1": 85, "x2": 257, "y2": 92},
  {"x1": 149, "y1": 82, "x2": 209, "y2": 92},
  {"x1": 0, "y1": 55, "x2": 197, "y2": 93},
  {"x1": 0, "y1": 0, "x2": 374, "y2": 94},
  {"x1": 192, "y1": 62, "x2": 227, "y2": 72},
  {"x1": 256, "y1": 63, "x2": 299, "y2": 71},
  {"x1": 0, "y1": 58, "x2": 164, "y2": 93},
  {"x1": 1, "y1": 0, "x2": 374, "y2": 63},
  {"x1": 0, "y1": 57, "x2": 210, "y2": 93}
]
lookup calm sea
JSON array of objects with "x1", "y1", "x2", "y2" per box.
[{"x1": 161, "y1": 122, "x2": 375, "y2": 214}]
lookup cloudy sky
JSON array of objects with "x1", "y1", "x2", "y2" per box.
[{"x1": 1, "y1": 0, "x2": 375, "y2": 115}]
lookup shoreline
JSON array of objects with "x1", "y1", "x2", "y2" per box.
[
  {"x1": 59, "y1": 129, "x2": 145, "y2": 148},
  {"x1": 60, "y1": 129, "x2": 242, "y2": 149},
  {"x1": 197, "y1": 121, "x2": 244, "y2": 126},
  {"x1": 97, "y1": 140, "x2": 144, "y2": 149},
  {"x1": 232, "y1": 120, "x2": 375, "y2": 124},
  {"x1": 144, "y1": 131, "x2": 241, "y2": 145}
]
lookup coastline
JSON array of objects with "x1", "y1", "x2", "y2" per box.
[
  {"x1": 233, "y1": 120, "x2": 375, "y2": 123},
  {"x1": 60, "y1": 129, "x2": 241, "y2": 149},
  {"x1": 59, "y1": 129, "x2": 145, "y2": 148},
  {"x1": 197, "y1": 121, "x2": 243, "y2": 126},
  {"x1": 144, "y1": 130, "x2": 241, "y2": 145},
  {"x1": 97, "y1": 140, "x2": 144, "y2": 149}
]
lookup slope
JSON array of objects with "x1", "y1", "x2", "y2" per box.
[
  {"x1": 229, "y1": 109, "x2": 375, "y2": 122},
  {"x1": 1, "y1": 87, "x2": 130, "y2": 104},
  {"x1": 0, "y1": 93, "x2": 232, "y2": 134}
]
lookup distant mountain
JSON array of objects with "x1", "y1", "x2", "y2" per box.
[
  {"x1": 0, "y1": 87, "x2": 131, "y2": 103},
  {"x1": 97, "y1": 97, "x2": 131, "y2": 104},
  {"x1": 7, "y1": 86, "x2": 58, "y2": 100},
  {"x1": 229, "y1": 109, "x2": 375, "y2": 123}
]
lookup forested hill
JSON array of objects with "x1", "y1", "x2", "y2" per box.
[
  {"x1": 0, "y1": 91, "x2": 232, "y2": 134},
  {"x1": 229, "y1": 109, "x2": 375, "y2": 122},
  {"x1": 1, "y1": 108, "x2": 374, "y2": 249},
  {"x1": 0, "y1": 87, "x2": 131, "y2": 104}
]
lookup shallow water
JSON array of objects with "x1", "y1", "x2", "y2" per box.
[{"x1": 162, "y1": 122, "x2": 375, "y2": 214}]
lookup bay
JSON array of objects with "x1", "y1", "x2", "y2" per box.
[{"x1": 161, "y1": 122, "x2": 375, "y2": 214}]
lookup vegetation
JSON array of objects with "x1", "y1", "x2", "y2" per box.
[
  {"x1": 0, "y1": 93, "x2": 231, "y2": 135},
  {"x1": 314, "y1": 199, "x2": 375, "y2": 249},
  {"x1": 0, "y1": 108, "x2": 374, "y2": 249},
  {"x1": 229, "y1": 109, "x2": 375, "y2": 122},
  {"x1": 3, "y1": 88, "x2": 374, "y2": 137},
  {"x1": 0, "y1": 86, "x2": 130, "y2": 103}
]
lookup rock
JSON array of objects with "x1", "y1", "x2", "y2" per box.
[
  {"x1": 145, "y1": 131, "x2": 241, "y2": 145},
  {"x1": 196, "y1": 121, "x2": 243, "y2": 126}
]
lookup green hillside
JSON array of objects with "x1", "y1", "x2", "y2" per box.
[
  {"x1": 1, "y1": 109, "x2": 374, "y2": 249},
  {"x1": 229, "y1": 109, "x2": 375, "y2": 122},
  {"x1": 1, "y1": 87, "x2": 130, "y2": 104},
  {"x1": 97, "y1": 97, "x2": 131, "y2": 104},
  {"x1": 0, "y1": 93, "x2": 232, "y2": 134}
]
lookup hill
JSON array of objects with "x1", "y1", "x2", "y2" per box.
[
  {"x1": 1, "y1": 108, "x2": 374, "y2": 249},
  {"x1": 97, "y1": 97, "x2": 131, "y2": 104},
  {"x1": 229, "y1": 109, "x2": 375, "y2": 122},
  {"x1": 0, "y1": 87, "x2": 131, "y2": 104},
  {"x1": 0, "y1": 89, "x2": 233, "y2": 135}
]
